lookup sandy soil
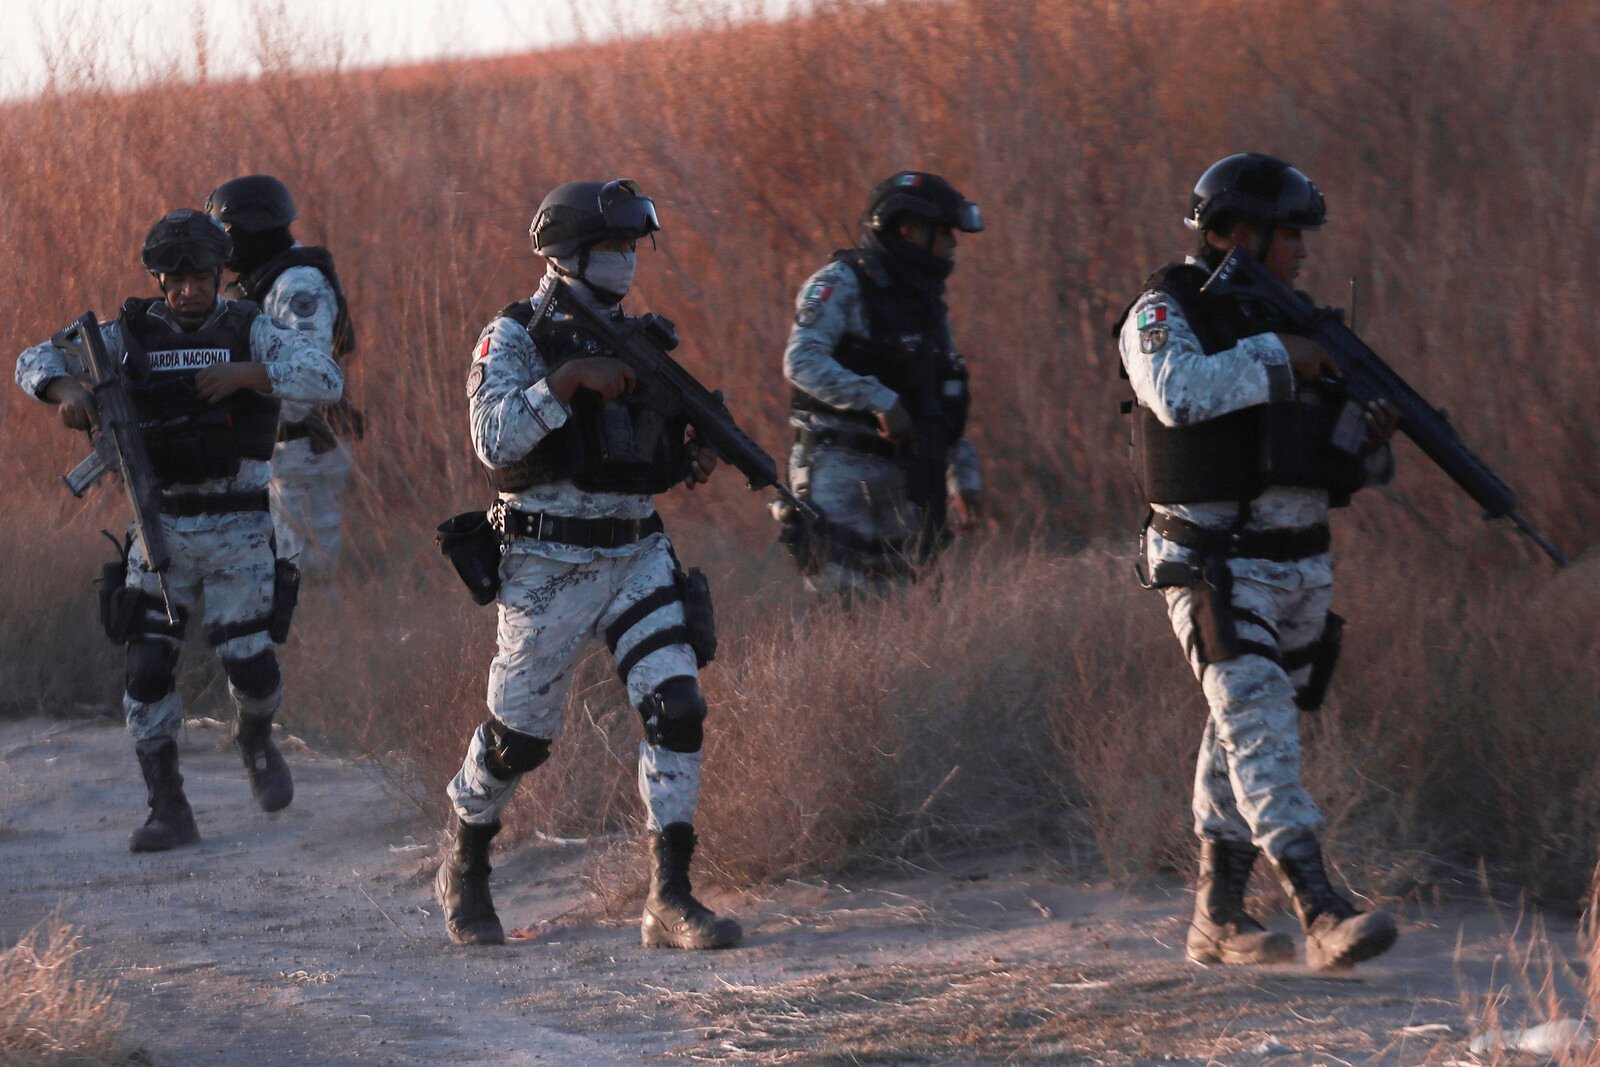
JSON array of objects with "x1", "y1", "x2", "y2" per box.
[{"x1": 0, "y1": 715, "x2": 1587, "y2": 1066}]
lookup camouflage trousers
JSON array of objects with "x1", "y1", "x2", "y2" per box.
[
  {"x1": 122, "y1": 511, "x2": 281, "y2": 745},
  {"x1": 269, "y1": 437, "x2": 351, "y2": 581},
  {"x1": 1162, "y1": 555, "x2": 1334, "y2": 859},
  {"x1": 787, "y1": 442, "x2": 927, "y2": 598},
  {"x1": 447, "y1": 532, "x2": 703, "y2": 831}
]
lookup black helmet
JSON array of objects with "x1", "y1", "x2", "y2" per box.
[
  {"x1": 529, "y1": 179, "x2": 661, "y2": 258},
  {"x1": 205, "y1": 174, "x2": 298, "y2": 233},
  {"x1": 141, "y1": 209, "x2": 233, "y2": 275},
  {"x1": 1186, "y1": 153, "x2": 1326, "y2": 234},
  {"x1": 864, "y1": 171, "x2": 983, "y2": 234}
]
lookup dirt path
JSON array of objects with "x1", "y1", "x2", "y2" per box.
[{"x1": 0, "y1": 716, "x2": 1586, "y2": 1065}]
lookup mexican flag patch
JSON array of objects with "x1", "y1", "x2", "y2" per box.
[
  {"x1": 1136, "y1": 304, "x2": 1168, "y2": 330},
  {"x1": 804, "y1": 282, "x2": 833, "y2": 303}
]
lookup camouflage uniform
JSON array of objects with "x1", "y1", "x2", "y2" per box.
[
  {"x1": 445, "y1": 268, "x2": 703, "y2": 832},
  {"x1": 1119, "y1": 257, "x2": 1393, "y2": 859},
  {"x1": 243, "y1": 257, "x2": 353, "y2": 578},
  {"x1": 782, "y1": 260, "x2": 981, "y2": 596},
  {"x1": 15, "y1": 298, "x2": 344, "y2": 745}
]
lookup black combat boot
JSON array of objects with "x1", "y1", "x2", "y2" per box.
[
  {"x1": 234, "y1": 714, "x2": 293, "y2": 813},
  {"x1": 1271, "y1": 835, "x2": 1398, "y2": 968},
  {"x1": 1186, "y1": 838, "x2": 1295, "y2": 965},
  {"x1": 436, "y1": 819, "x2": 506, "y2": 946},
  {"x1": 129, "y1": 739, "x2": 201, "y2": 853},
  {"x1": 642, "y1": 823, "x2": 742, "y2": 950}
]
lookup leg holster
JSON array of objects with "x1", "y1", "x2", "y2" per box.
[
  {"x1": 436, "y1": 511, "x2": 503, "y2": 606},
  {"x1": 1187, "y1": 559, "x2": 1279, "y2": 665}
]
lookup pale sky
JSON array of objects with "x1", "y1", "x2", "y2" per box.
[{"x1": 0, "y1": 0, "x2": 792, "y2": 99}]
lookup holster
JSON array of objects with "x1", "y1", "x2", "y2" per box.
[
  {"x1": 1188, "y1": 558, "x2": 1244, "y2": 664},
  {"x1": 678, "y1": 567, "x2": 717, "y2": 667},
  {"x1": 269, "y1": 558, "x2": 301, "y2": 643},
  {"x1": 99, "y1": 555, "x2": 138, "y2": 644},
  {"x1": 436, "y1": 511, "x2": 503, "y2": 606},
  {"x1": 1292, "y1": 612, "x2": 1345, "y2": 711}
]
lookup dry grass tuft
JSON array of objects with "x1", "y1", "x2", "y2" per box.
[{"x1": 0, "y1": 921, "x2": 140, "y2": 1066}]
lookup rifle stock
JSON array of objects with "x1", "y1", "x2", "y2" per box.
[
  {"x1": 1202, "y1": 250, "x2": 1569, "y2": 566},
  {"x1": 55, "y1": 311, "x2": 178, "y2": 618},
  {"x1": 538, "y1": 281, "x2": 815, "y2": 520}
]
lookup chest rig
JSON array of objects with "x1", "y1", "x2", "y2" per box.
[
  {"x1": 119, "y1": 297, "x2": 278, "y2": 485},
  {"x1": 484, "y1": 299, "x2": 690, "y2": 495},
  {"x1": 1117, "y1": 261, "x2": 1367, "y2": 507},
  {"x1": 791, "y1": 249, "x2": 972, "y2": 448}
]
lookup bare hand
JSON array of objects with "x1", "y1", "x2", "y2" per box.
[
  {"x1": 194, "y1": 362, "x2": 270, "y2": 403},
  {"x1": 684, "y1": 436, "x2": 720, "y2": 489},
  {"x1": 1279, "y1": 334, "x2": 1341, "y2": 386},
  {"x1": 548, "y1": 357, "x2": 636, "y2": 405},
  {"x1": 876, "y1": 401, "x2": 913, "y2": 442},
  {"x1": 1363, "y1": 399, "x2": 1399, "y2": 450},
  {"x1": 948, "y1": 489, "x2": 983, "y2": 533},
  {"x1": 46, "y1": 377, "x2": 97, "y2": 430}
]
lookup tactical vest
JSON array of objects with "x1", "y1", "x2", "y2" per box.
[
  {"x1": 119, "y1": 297, "x2": 279, "y2": 486},
  {"x1": 484, "y1": 299, "x2": 690, "y2": 495},
  {"x1": 236, "y1": 246, "x2": 356, "y2": 357},
  {"x1": 1117, "y1": 261, "x2": 1367, "y2": 507}
]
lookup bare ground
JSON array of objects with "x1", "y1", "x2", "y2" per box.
[{"x1": 0, "y1": 716, "x2": 1585, "y2": 1066}]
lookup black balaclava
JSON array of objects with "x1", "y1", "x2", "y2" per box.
[
  {"x1": 229, "y1": 225, "x2": 295, "y2": 274},
  {"x1": 864, "y1": 226, "x2": 954, "y2": 301}
]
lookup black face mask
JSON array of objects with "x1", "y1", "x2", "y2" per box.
[
  {"x1": 229, "y1": 226, "x2": 294, "y2": 273},
  {"x1": 865, "y1": 230, "x2": 955, "y2": 292}
]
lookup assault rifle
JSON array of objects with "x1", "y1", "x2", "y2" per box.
[
  {"x1": 535, "y1": 279, "x2": 815, "y2": 520},
  {"x1": 55, "y1": 311, "x2": 178, "y2": 619},
  {"x1": 1202, "y1": 249, "x2": 1569, "y2": 566}
]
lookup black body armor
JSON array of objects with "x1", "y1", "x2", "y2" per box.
[
  {"x1": 119, "y1": 297, "x2": 278, "y2": 486},
  {"x1": 484, "y1": 299, "x2": 690, "y2": 495},
  {"x1": 1119, "y1": 261, "x2": 1367, "y2": 506},
  {"x1": 236, "y1": 246, "x2": 356, "y2": 357},
  {"x1": 791, "y1": 249, "x2": 971, "y2": 519}
]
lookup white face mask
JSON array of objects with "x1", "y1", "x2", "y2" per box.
[{"x1": 579, "y1": 250, "x2": 636, "y2": 302}]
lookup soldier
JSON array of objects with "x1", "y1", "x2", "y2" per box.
[
  {"x1": 776, "y1": 172, "x2": 985, "y2": 597},
  {"x1": 206, "y1": 174, "x2": 359, "y2": 580},
  {"x1": 1116, "y1": 153, "x2": 1401, "y2": 968},
  {"x1": 14, "y1": 210, "x2": 343, "y2": 850},
  {"x1": 436, "y1": 179, "x2": 741, "y2": 951}
]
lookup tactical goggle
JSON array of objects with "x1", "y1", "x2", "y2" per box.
[
  {"x1": 954, "y1": 202, "x2": 984, "y2": 233},
  {"x1": 598, "y1": 179, "x2": 661, "y2": 236}
]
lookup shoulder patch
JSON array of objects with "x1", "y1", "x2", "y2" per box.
[
  {"x1": 289, "y1": 292, "x2": 320, "y2": 318},
  {"x1": 467, "y1": 360, "x2": 487, "y2": 397},
  {"x1": 795, "y1": 301, "x2": 823, "y2": 328},
  {"x1": 1140, "y1": 327, "x2": 1169, "y2": 354},
  {"x1": 1135, "y1": 303, "x2": 1168, "y2": 330},
  {"x1": 802, "y1": 281, "x2": 834, "y2": 303}
]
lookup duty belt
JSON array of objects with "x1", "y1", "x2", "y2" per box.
[
  {"x1": 1149, "y1": 512, "x2": 1331, "y2": 561},
  {"x1": 490, "y1": 503, "x2": 664, "y2": 549},
  {"x1": 158, "y1": 490, "x2": 272, "y2": 517},
  {"x1": 795, "y1": 425, "x2": 900, "y2": 460}
]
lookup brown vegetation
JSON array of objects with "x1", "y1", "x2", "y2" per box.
[
  {"x1": 0, "y1": 921, "x2": 136, "y2": 1066},
  {"x1": 0, "y1": 0, "x2": 1596, "y2": 919}
]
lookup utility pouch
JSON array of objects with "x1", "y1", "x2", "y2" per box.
[
  {"x1": 98, "y1": 556, "x2": 137, "y2": 644},
  {"x1": 679, "y1": 567, "x2": 717, "y2": 667},
  {"x1": 436, "y1": 511, "x2": 502, "y2": 606},
  {"x1": 1188, "y1": 559, "x2": 1243, "y2": 664},
  {"x1": 269, "y1": 558, "x2": 301, "y2": 643},
  {"x1": 1293, "y1": 612, "x2": 1345, "y2": 711}
]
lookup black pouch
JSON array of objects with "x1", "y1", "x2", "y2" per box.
[
  {"x1": 1293, "y1": 612, "x2": 1345, "y2": 711},
  {"x1": 269, "y1": 558, "x2": 301, "y2": 643},
  {"x1": 437, "y1": 511, "x2": 503, "y2": 606},
  {"x1": 98, "y1": 557, "x2": 137, "y2": 643},
  {"x1": 679, "y1": 567, "x2": 717, "y2": 667},
  {"x1": 1189, "y1": 559, "x2": 1243, "y2": 664}
]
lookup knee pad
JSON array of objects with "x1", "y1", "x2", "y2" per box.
[
  {"x1": 221, "y1": 648, "x2": 281, "y2": 700},
  {"x1": 483, "y1": 719, "x2": 551, "y2": 779},
  {"x1": 639, "y1": 675, "x2": 706, "y2": 754},
  {"x1": 125, "y1": 639, "x2": 179, "y2": 704}
]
